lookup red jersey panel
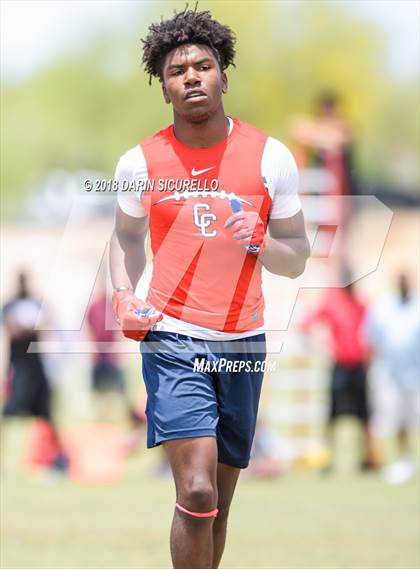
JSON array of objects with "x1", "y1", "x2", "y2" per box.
[
  {"x1": 301, "y1": 289, "x2": 367, "y2": 365},
  {"x1": 140, "y1": 119, "x2": 272, "y2": 333}
]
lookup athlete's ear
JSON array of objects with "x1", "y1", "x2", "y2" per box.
[
  {"x1": 162, "y1": 82, "x2": 171, "y2": 104},
  {"x1": 221, "y1": 72, "x2": 228, "y2": 95}
]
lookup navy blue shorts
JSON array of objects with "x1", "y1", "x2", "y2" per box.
[{"x1": 140, "y1": 331, "x2": 266, "y2": 469}]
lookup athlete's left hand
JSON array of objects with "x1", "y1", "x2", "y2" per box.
[{"x1": 224, "y1": 211, "x2": 267, "y2": 254}]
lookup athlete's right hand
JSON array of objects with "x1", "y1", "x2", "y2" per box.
[{"x1": 112, "y1": 289, "x2": 163, "y2": 341}]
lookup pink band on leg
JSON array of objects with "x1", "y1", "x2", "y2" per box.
[{"x1": 175, "y1": 502, "x2": 219, "y2": 518}]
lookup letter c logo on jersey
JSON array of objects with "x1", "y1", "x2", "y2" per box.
[{"x1": 193, "y1": 203, "x2": 217, "y2": 237}]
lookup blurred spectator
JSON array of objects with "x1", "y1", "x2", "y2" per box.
[
  {"x1": 290, "y1": 91, "x2": 358, "y2": 197},
  {"x1": 365, "y1": 272, "x2": 419, "y2": 484},
  {"x1": 300, "y1": 277, "x2": 378, "y2": 472},
  {"x1": 2, "y1": 272, "x2": 68, "y2": 473},
  {"x1": 86, "y1": 288, "x2": 145, "y2": 444},
  {"x1": 290, "y1": 92, "x2": 359, "y2": 277},
  {"x1": 87, "y1": 291, "x2": 125, "y2": 394}
]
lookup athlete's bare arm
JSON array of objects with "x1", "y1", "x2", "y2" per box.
[
  {"x1": 109, "y1": 206, "x2": 149, "y2": 289},
  {"x1": 259, "y1": 210, "x2": 310, "y2": 278}
]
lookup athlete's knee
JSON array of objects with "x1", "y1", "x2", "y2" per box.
[{"x1": 180, "y1": 480, "x2": 217, "y2": 512}]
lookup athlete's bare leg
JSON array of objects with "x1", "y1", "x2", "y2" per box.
[
  {"x1": 212, "y1": 463, "x2": 241, "y2": 569},
  {"x1": 163, "y1": 437, "x2": 218, "y2": 569}
]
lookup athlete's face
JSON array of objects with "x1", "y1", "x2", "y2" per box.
[{"x1": 161, "y1": 43, "x2": 228, "y2": 123}]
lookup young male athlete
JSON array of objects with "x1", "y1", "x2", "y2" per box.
[{"x1": 110, "y1": 8, "x2": 310, "y2": 569}]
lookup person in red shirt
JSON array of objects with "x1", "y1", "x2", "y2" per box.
[
  {"x1": 87, "y1": 291, "x2": 146, "y2": 446},
  {"x1": 87, "y1": 292, "x2": 125, "y2": 393},
  {"x1": 110, "y1": 8, "x2": 310, "y2": 569},
  {"x1": 301, "y1": 280, "x2": 378, "y2": 472}
]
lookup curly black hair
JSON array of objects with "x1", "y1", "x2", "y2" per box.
[{"x1": 142, "y1": 6, "x2": 236, "y2": 84}]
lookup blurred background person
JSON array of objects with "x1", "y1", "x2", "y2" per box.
[
  {"x1": 300, "y1": 271, "x2": 378, "y2": 473},
  {"x1": 290, "y1": 92, "x2": 360, "y2": 278},
  {"x1": 86, "y1": 283, "x2": 146, "y2": 451},
  {"x1": 290, "y1": 91, "x2": 358, "y2": 198},
  {"x1": 87, "y1": 287, "x2": 125, "y2": 396},
  {"x1": 2, "y1": 272, "x2": 68, "y2": 474},
  {"x1": 365, "y1": 272, "x2": 419, "y2": 484}
]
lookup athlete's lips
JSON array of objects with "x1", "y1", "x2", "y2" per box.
[{"x1": 184, "y1": 89, "x2": 207, "y2": 100}]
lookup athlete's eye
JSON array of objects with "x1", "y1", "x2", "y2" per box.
[{"x1": 200, "y1": 65, "x2": 210, "y2": 71}]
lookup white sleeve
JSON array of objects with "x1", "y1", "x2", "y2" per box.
[
  {"x1": 115, "y1": 145, "x2": 148, "y2": 218},
  {"x1": 262, "y1": 136, "x2": 301, "y2": 219}
]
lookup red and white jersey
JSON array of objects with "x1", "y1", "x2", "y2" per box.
[{"x1": 116, "y1": 117, "x2": 301, "y2": 340}]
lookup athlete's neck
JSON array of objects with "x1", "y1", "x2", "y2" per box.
[{"x1": 173, "y1": 107, "x2": 229, "y2": 149}]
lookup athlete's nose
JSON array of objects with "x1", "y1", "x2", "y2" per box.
[{"x1": 184, "y1": 66, "x2": 201, "y2": 86}]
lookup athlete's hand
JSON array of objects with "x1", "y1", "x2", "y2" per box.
[
  {"x1": 112, "y1": 290, "x2": 163, "y2": 341},
  {"x1": 224, "y1": 211, "x2": 267, "y2": 254}
]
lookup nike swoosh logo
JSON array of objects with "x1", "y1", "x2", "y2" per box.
[{"x1": 191, "y1": 166, "x2": 215, "y2": 176}]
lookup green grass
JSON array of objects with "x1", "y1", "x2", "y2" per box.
[{"x1": 1, "y1": 420, "x2": 419, "y2": 569}]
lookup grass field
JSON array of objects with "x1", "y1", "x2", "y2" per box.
[{"x1": 1, "y1": 420, "x2": 419, "y2": 569}]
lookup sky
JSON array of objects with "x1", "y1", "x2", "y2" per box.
[{"x1": 1, "y1": 0, "x2": 419, "y2": 84}]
